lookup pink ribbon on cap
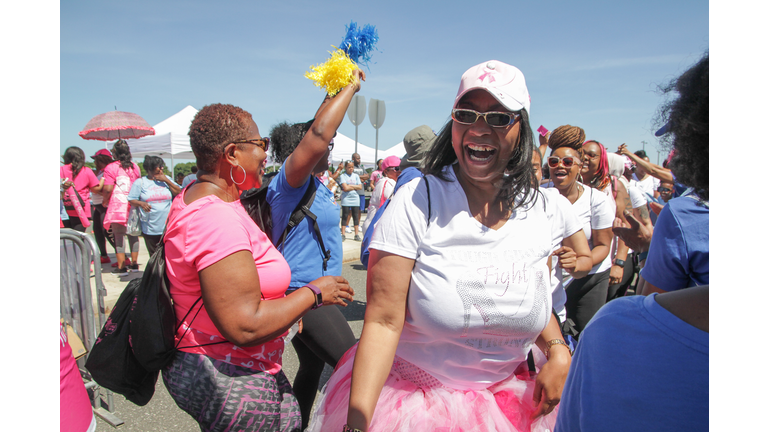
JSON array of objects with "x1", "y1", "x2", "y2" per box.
[{"x1": 478, "y1": 67, "x2": 497, "y2": 84}]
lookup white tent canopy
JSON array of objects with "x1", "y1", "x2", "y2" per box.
[
  {"x1": 330, "y1": 132, "x2": 403, "y2": 168},
  {"x1": 122, "y1": 105, "x2": 198, "y2": 169},
  {"x1": 382, "y1": 141, "x2": 406, "y2": 160}
]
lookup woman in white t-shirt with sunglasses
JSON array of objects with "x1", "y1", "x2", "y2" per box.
[
  {"x1": 309, "y1": 60, "x2": 592, "y2": 432},
  {"x1": 546, "y1": 126, "x2": 615, "y2": 338}
]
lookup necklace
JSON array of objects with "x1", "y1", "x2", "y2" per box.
[{"x1": 197, "y1": 179, "x2": 237, "y2": 202}]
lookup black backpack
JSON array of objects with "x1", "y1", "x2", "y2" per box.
[
  {"x1": 85, "y1": 278, "x2": 158, "y2": 406},
  {"x1": 240, "y1": 173, "x2": 332, "y2": 271}
]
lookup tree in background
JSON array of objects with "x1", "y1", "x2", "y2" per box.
[{"x1": 173, "y1": 161, "x2": 197, "y2": 177}]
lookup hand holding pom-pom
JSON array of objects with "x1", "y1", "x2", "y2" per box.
[
  {"x1": 305, "y1": 48, "x2": 359, "y2": 96},
  {"x1": 349, "y1": 68, "x2": 366, "y2": 93}
]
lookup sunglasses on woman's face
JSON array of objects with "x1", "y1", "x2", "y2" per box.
[
  {"x1": 232, "y1": 137, "x2": 270, "y2": 152},
  {"x1": 658, "y1": 187, "x2": 672, "y2": 193},
  {"x1": 451, "y1": 109, "x2": 521, "y2": 128},
  {"x1": 547, "y1": 156, "x2": 580, "y2": 168},
  {"x1": 386, "y1": 166, "x2": 401, "y2": 172}
]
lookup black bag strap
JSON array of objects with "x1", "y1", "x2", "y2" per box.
[
  {"x1": 423, "y1": 175, "x2": 431, "y2": 226},
  {"x1": 174, "y1": 296, "x2": 228, "y2": 350},
  {"x1": 63, "y1": 185, "x2": 87, "y2": 211},
  {"x1": 276, "y1": 179, "x2": 332, "y2": 270},
  {"x1": 156, "y1": 214, "x2": 227, "y2": 351}
]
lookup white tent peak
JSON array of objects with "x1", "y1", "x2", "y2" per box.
[
  {"x1": 152, "y1": 105, "x2": 198, "y2": 136},
  {"x1": 123, "y1": 106, "x2": 199, "y2": 169}
]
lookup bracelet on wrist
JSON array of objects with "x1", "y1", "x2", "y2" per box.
[
  {"x1": 342, "y1": 425, "x2": 363, "y2": 432},
  {"x1": 613, "y1": 258, "x2": 625, "y2": 267},
  {"x1": 545, "y1": 339, "x2": 571, "y2": 359}
]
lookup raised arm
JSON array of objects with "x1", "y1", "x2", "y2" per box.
[
  {"x1": 618, "y1": 144, "x2": 674, "y2": 183},
  {"x1": 284, "y1": 69, "x2": 365, "y2": 189},
  {"x1": 346, "y1": 249, "x2": 414, "y2": 431},
  {"x1": 155, "y1": 172, "x2": 182, "y2": 196}
]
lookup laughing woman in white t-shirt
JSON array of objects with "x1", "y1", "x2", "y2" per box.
[
  {"x1": 547, "y1": 126, "x2": 615, "y2": 338},
  {"x1": 309, "y1": 61, "x2": 592, "y2": 432}
]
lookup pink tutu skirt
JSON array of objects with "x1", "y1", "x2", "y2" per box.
[{"x1": 307, "y1": 343, "x2": 558, "y2": 432}]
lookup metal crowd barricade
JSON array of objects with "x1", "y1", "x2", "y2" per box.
[{"x1": 60, "y1": 228, "x2": 124, "y2": 427}]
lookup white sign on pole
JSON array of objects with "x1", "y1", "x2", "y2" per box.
[
  {"x1": 347, "y1": 94, "x2": 366, "y2": 153},
  {"x1": 368, "y1": 99, "x2": 386, "y2": 163}
]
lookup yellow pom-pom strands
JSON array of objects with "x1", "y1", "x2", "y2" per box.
[{"x1": 305, "y1": 48, "x2": 358, "y2": 96}]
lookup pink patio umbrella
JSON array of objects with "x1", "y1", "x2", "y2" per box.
[{"x1": 79, "y1": 110, "x2": 155, "y2": 141}]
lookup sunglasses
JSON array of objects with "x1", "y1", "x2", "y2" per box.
[
  {"x1": 232, "y1": 137, "x2": 270, "y2": 152},
  {"x1": 657, "y1": 187, "x2": 672, "y2": 193},
  {"x1": 386, "y1": 166, "x2": 401, "y2": 172},
  {"x1": 547, "y1": 156, "x2": 581, "y2": 168},
  {"x1": 451, "y1": 109, "x2": 521, "y2": 128}
]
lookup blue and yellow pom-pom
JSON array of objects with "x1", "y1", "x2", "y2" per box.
[
  {"x1": 305, "y1": 21, "x2": 379, "y2": 95},
  {"x1": 304, "y1": 48, "x2": 358, "y2": 96}
]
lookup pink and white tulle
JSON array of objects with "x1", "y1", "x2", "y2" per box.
[{"x1": 308, "y1": 344, "x2": 559, "y2": 432}]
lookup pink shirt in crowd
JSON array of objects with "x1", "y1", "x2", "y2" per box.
[
  {"x1": 60, "y1": 165, "x2": 98, "y2": 217},
  {"x1": 164, "y1": 189, "x2": 292, "y2": 373},
  {"x1": 102, "y1": 161, "x2": 140, "y2": 187},
  {"x1": 60, "y1": 322, "x2": 95, "y2": 432}
]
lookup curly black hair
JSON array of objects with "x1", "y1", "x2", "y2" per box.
[
  {"x1": 111, "y1": 140, "x2": 134, "y2": 170},
  {"x1": 422, "y1": 108, "x2": 537, "y2": 211},
  {"x1": 189, "y1": 103, "x2": 252, "y2": 172},
  {"x1": 63, "y1": 146, "x2": 86, "y2": 180},
  {"x1": 269, "y1": 119, "x2": 315, "y2": 164},
  {"x1": 654, "y1": 52, "x2": 708, "y2": 201}
]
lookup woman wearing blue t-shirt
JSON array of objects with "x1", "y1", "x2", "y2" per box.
[
  {"x1": 266, "y1": 68, "x2": 364, "y2": 430},
  {"x1": 339, "y1": 161, "x2": 363, "y2": 241},
  {"x1": 128, "y1": 155, "x2": 181, "y2": 257}
]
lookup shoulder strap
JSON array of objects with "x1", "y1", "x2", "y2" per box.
[
  {"x1": 277, "y1": 179, "x2": 332, "y2": 271},
  {"x1": 423, "y1": 175, "x2": 431, "y2": 226}
]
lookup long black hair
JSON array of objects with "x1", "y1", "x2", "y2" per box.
[
  {"x1": 112, "y1": 140, "x2": 133, "y2": 170},
  {"x1": 422, "y1": 109, "x2": 538, "y2": 211},
  {"x1": 63, "y1": 146, "x2": 86, "y2": 180}
]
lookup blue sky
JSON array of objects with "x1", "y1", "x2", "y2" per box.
[{"x1": 60, "y1": 0, "x2": 708, "y2": 166}]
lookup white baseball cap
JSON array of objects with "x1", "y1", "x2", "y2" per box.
[{"x1": 454, "y1": 60, "x2": 531, "y2": 115}]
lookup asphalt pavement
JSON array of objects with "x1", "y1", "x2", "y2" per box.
[{"x1": 91, "y1": 234, "x2": 369, "y2": 430}]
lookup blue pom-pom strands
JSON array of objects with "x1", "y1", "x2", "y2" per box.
[
  {"x1": 305, "y1": 21, "x2": 379, "y2": 95},
  {"x1": 339, "y1": 21, "x2": 379, "y2": 69}
]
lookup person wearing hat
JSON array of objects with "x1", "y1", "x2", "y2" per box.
[
  {"x1": 309, "y1": 60, "x2": 591, "y2": 432},
  {"x1": 90, "y1": 148, "x2": 116, "y2": 263},
  {"x1": 361, "y1": 155, "x2": 400, "y2": 234},
  {"x1": 358, "y1": 125, "x2": 436, "y2": 269},
  {"x1": 399, "y1": 124, "x2": 436, "y2": 170}
]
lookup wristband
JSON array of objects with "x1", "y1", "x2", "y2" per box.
[
  {"x1": 613, "y1": 259, "x2": 625, "y2": 267},
  {"x1": 303, "y1": 284, "x2": 323, "y2": 310},
  {"x1": 342, "y1": 426, "x2": 363, "y2": 432}
]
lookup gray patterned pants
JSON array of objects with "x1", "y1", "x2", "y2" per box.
[{"x1": 162, "y1": 351, "x2": 301, "y2": 432}]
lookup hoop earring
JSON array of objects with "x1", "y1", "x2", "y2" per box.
[{"x1": 230, "y1": 164, "x2": 246, "y2": 186}]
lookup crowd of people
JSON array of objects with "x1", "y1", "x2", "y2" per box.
[{"x1": 61, "y1": 52, "x2": 708, "y2": 431}]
